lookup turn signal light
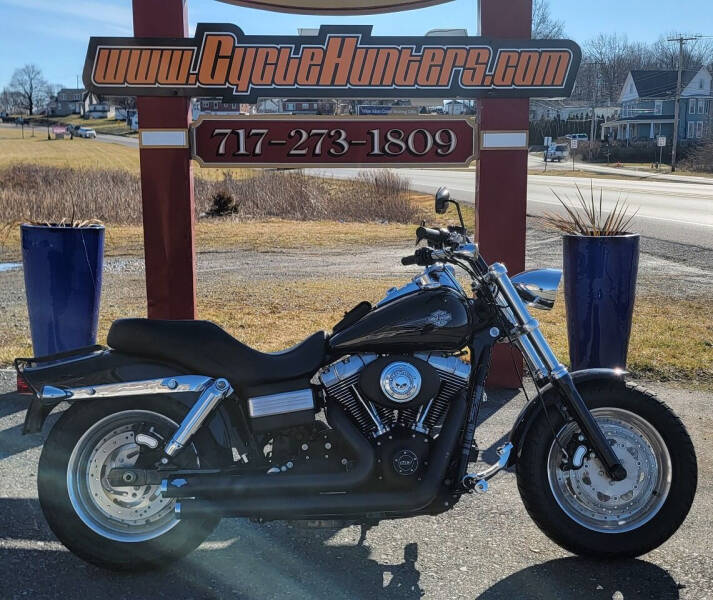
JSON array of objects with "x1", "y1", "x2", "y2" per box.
[{"x1": 16, "y1": 373, "x2": 32, "y2": 394}]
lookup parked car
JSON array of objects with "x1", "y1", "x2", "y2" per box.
[
  {"x1": 545, "y1": 143, "x2": 569, "y2": 162},
  {"x1": 565, "y1": 133, "x2": 589, "y2": 141},
  {"x1": 76, "y1": 127, "x2": 97, "y2": 139}
]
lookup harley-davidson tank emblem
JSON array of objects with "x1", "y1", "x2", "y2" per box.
[{"x1": 426, "y1": 310, "x2": 452, "y2": 327}]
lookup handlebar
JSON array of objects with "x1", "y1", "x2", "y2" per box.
[
  {"x1": 401, "y1": 247, "x2": 438, "y2": 266},
  {"x1": 416, "y1": 226, "x2": 444, "y2": 245}
]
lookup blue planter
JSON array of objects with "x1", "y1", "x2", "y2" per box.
[
  {"x1": 563, "y1": 233, "x2": 639, "y2": 371},
  {"x1": 21, "y1": 224, "x2": 105, "y2": 356}
]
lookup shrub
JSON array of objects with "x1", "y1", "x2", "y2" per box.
[
  {"x1": 681, "y1": 141, "x2": 713, "y2": 172},
  {"x1": 0, "y1": 164, "x2": 417, "y2": 225}
]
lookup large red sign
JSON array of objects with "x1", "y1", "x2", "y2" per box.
[
  {"x1": 83, "y1": 25, "x2": 581, "y2": 103},
  {"x1": 191, "y1": 116, "x2": 476, "y2": 168}
]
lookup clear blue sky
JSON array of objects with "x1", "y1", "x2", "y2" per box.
[{"x1": 0, "y1": 0, "x2": 710, "y2": 89}]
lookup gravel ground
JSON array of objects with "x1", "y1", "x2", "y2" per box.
[
  {"x1": 1, "y1": 218, "x2": 712, "y2": 598},
  {"x1": 0, "y1": 369, "x2": 711, "y2": 599},
  {"x1": 1, "y1": 217, "x2": 711, "y2": 323}
]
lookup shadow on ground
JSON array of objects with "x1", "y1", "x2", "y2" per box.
[
  {"x1": 477, "y1": 556, "x2": 682, "y2": 600},
  {"x1": 0, "y1": 496, "x2": 682, "y2": 600}
]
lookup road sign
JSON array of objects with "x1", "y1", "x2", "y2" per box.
[
  {"x1": 543, "y1": 136, "x2": 552, "y2": 147},
  {"x1": 83, "y1": 24, "x2": 581, "y2": 102},
  {"x1": 570, "y1": 138, "x2": 578, "y2": 149},
  {"x1": 191, "y1": 116, "x2": 477, "y2": 168},
  {"x1": 657, "y1": 136, "x2": 667, "y2": 147}
]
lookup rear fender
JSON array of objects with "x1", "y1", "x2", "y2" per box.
[
  {"x1": 18, "y1": 348, "x2": 235, "y2": 452},
  {"x1": 506, "y1": 368, "x2": 627, "y2": 468}
]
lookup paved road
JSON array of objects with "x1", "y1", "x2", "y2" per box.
[
  {"x1": 96, "y1": 132, "x2": 138, "y2": 147},
  {"x1": 68, "y1": 130, "x2": 713, "y2": 248},
  {"x1": 308, "y1": 167, "x2": 713, "y2": 249},
  {"x1": 1, "y1": 369, "x2": 711, "y2": 599},
  {"x1": 527, "y1": 153, "x2": 713, "y2": 185}
]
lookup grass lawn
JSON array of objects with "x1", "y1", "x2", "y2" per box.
[
  {"x1": 0, "y1": 126, "x2": 140, "y2": 172},
  {"x1": 2, "y1": 274, "x2": 711, "y2": 387},
  {"x1": 0, "y1": 127, "x2": 250, "y2": 180},
  {"x1": 43, "y1": 114, "x2": 136, "y2": 136}
]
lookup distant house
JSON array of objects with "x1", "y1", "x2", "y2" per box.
[
  {"x1": 529, "y1": 99, "x2": 618, "y2": 122},
  {"x1": 48, "y1": 88, "x2": 84, "y2": 116},
  {"x1": 256, "y1": 98, "x2": 282, "y2": 113},
  {"x1": 281, "y1": 99, "x2": 335, "y2": 114},
  {"x1": 444, "y1": 100, "x2": 469, "y2": 115},
  {"x1": 81, "y1": 92, "x2": 118, "y2": 119},
  {"x1": 601, "y1": 68, "x2": 712, "y2": 143},
  {"x1": 192, "y1": 98, "x2": 256, "y2": 118}
]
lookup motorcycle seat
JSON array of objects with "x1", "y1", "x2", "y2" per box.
[{"x1": 107, "y1": 318, "x2": 327, "y2": 388}]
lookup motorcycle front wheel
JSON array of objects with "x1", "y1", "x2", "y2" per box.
[
  {"x1": 38, "y1": 396, "x2": 229, "y2": 570},
  {"x1": 516, "y1": 380, "x2": 697, "y2": 558}
]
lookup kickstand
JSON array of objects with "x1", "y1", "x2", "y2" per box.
[{"x1": 357, "y1": 522, "x2": 372, "y2": 546}]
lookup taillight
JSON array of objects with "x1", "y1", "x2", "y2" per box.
[{"x1": 16, "y1": 372, "x2": 32, "y2": 394}]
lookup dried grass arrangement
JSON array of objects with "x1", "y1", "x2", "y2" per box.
[{"x1": 543, "y1": 182, "x2": 638, "y2": 236}]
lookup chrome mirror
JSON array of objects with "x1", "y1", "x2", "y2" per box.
[
  {"x1": 511, "y1": 268, "x2": 562, "y2": 311},
  {"x1": 435, "y1": 187, "x2": 450, "y2": 214}
]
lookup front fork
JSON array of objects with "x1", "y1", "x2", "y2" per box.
[{"x1": 488, "y1": 263, "x2": 627, "y2": 482}]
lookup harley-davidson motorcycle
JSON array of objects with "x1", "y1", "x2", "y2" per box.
[{"x1": 16, "y1": 188, "x2": 697, "y2": 571}]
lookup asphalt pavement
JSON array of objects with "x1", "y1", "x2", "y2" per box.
[
  {"x1": 308, "y1": 167, "x2": 713, "y2": 249},
  {"x1": 1, "y1": 368, "x2": 711, "y2": 600}
]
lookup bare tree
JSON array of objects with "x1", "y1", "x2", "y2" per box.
[
  {"x1": 572, "y1": 33, "x2": 713, "y2": 104},
  {"x1": 649, "y1": 35, "x2": 713, "y2": 71},
  {"x1": 532, "y1": 0, "x2": 565, "y2": 39},
  {"x1": 574, "y1": 34, "x2": 652, "y2": 103},
  {"x1": 8, "y1": 64, "x2": 50, "y2": 115}
]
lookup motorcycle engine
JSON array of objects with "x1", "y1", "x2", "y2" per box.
[{"x1": 319, "y1": 352, "x2": 470, "y2": 488}]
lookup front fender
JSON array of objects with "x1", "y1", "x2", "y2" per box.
[
  {"x1": 19, "y1": 349, "x2": 235, "y2": 452},
  {"x1": 506, "y1": 368, "x2": 627, "y2": 468}
]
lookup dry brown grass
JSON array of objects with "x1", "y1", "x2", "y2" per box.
[
  {"x1": 2, "y1": 270, "x2": 711, "y2": 386},
  {"x1": 0, "y1": 164, "x2": 417, "y2": 227},
  {"x1": 537, "y1": 291, "x2": 713, "y2": 385},
  {"x1": 197, "y1": 169, "x2": 418, "y2": 223},
  {"x1": 0, "y1": 126, "x2": 247, "y2": 180}
]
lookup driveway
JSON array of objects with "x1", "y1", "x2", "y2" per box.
[{"x1": 1, "y1": 369, "x2": 711, "y2": 599}]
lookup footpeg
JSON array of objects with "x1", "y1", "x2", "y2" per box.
[
  {"x1": 461, "y1": 442, "x2": 513, "y2": 493},
  {"x1": 462, "y1": 474, "x2": 489, "y2": 493}
]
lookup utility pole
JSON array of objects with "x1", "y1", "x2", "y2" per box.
[
  {"x1": 669, "y1": 35, "x2": 701, "y2": 172},
  {"x1": 588, "y1": 63, "x2": 602, "y2": 161}
]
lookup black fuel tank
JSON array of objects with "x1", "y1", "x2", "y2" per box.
[{"x1": 329, "y1": 288, "x2": 472, "y2": 354}]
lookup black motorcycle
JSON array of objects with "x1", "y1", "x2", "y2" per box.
[{"x1": 16, "y1": 188, "x2": 697, "y2": 571}]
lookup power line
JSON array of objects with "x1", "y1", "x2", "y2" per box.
[{"x1": 668, "y1": 35, "x2": 704, "y2": 171}]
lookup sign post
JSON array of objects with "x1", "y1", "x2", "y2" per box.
[
  {"x1": 476, "y1": 0, "x2": 532, "y2": 387},
  {"x1": 132, "y1": 0, "x2": 196, "y2": 320},
  {"x1": 570, "y1": 137, "x2": 578, "y2": 171},
  {"x1": 657, "y1": 135, "x2": 666, "y2": 169}
]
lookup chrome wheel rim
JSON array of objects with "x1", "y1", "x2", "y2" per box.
[
  {"x1": 67, "y1": 410, "x2": 185, "y2": 542},
  {"x1": 547, "y1": 408, "x2": 672, "y2": 533}
]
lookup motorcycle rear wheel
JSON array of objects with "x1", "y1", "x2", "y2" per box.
[
  {"x1": 516, "y1": 381, "x2": 697, "y2": 558},
  {"x1": 38, "y1": 396, "x2": 229, "y2": 571}
]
